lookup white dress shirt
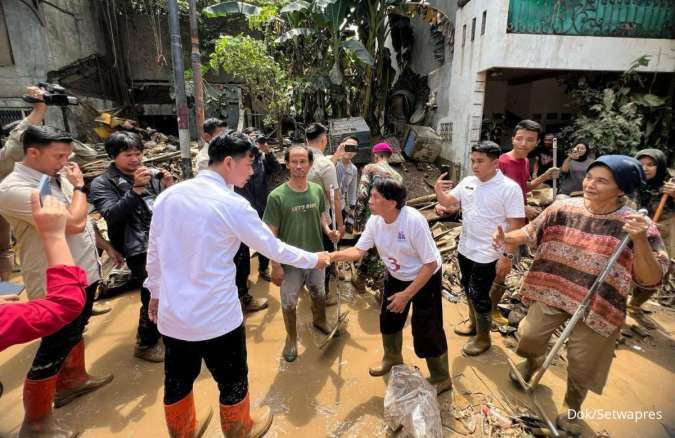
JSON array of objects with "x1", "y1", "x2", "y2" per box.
[{"x1": 145, "y1": 170, "x2": 319, "y2": 341}]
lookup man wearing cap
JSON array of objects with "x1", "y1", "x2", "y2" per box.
[
  {"x1": 493, "y1": 155, "x2": 669, "y2": 434},
  {"x1": 352, "y1": 142, "x2": 403, "y2": 292}
]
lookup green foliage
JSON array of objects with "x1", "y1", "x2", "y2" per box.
[
  {"x1": 561, "y1": 56, "x2": 672, "y2": 156},
  {"x1": 207, "y1": 35, "x2": 293, "y2": 126}
]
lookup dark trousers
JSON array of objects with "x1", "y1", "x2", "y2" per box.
[
  {"x1": 458, "y1": 252, "x2": 497, "y2": 314},
  {"x1": 380, "y1": 270, "x2": 447, "y2": 358},
  {"x1": 322, "y1": 232, "x2": 335, "y2": 292},
  {"x1": 27, "y1": 281, "x2": 98, "y2": 380},
  {"x1": 234, "y1": 243, "x2": 252, "y2": 302},
  {"x1": 127, "y1": 253, "x2": 161, "y2": 348},
  {"x1": 258, "y1": 254, "x2": 269, "y2": 273},
  {"x1": 163, "y1": 324, "x2": 248, "y2": 405}
]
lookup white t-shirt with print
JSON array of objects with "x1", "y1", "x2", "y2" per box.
[
  {"x1": 450, "y1": 170, "x2": 525, "y2": 263},
  {"x1": 355, "y1": 206, "x2": 442, "y2": 281}
]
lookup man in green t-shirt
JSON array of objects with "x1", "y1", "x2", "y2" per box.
[{"x1": 263, "y1": 145, "x2": 340, "y2": 362}]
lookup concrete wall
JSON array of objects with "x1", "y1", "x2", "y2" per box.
[{"x1": 0, "y1": 0, "x2": 104, "y2": 98}]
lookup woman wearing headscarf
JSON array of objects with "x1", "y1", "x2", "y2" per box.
[
  {"x1": 560, "y1": 141, "x2": 594, "y2": 195},
  {"x1": 629, "y1": 149, "x2": 675, "y2": 315},
  {"x1": 635, "y1": 148, "x2": 675, "y2": 217},
  {"x1": 493, "y1": 155, "x2": 669, "y2": 434}
]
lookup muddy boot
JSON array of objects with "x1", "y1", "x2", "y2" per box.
[
  {"x1": 281, "y1": 309, "x2": 298, "y2": 362},
  {"x1": 19, "y1": 375, "x2": 78, "y2": 438},
  {"x1": 164, "y1": 391, "x2": 213, "y2": 438},
  {"x1": 54, "y1": 340, "x2": 114, "y2": 408},
  {"x1": 490, "y1": 282, "x2": 510, "y2": 327},
  {"x1": 425, "y1": 352, "x2": 452, "y2": 395},
  {"x1": 310, "y1": 294, "x2": 332, "y2": 335},
  {"x1": 369, "y1": 332, "x2": 403, "y2": 376},
  {"x1": 627, "y1": 285, "x2": 655, "y2": 316},
  {"x1": 509, "y1": 356, "x2": 544, "y2": 386},
  {"x1": 244, "y1": 296, "x2": 269, "y2": 313},
  {"x1": 556, "y1": 378, "x2": 588, "y2": 436},
  {"x1": 462, "y1": 312, "x2": 491, "y2": 356},
  {"x1": 220, "y1": 392, "x2": 273, "y2": 438},
  {"x1": 135, "y1": 340, "x2": 165, "y2": 363},
  {"x1": 454, "y1": 302, "x2": 476, "y2": 336}
]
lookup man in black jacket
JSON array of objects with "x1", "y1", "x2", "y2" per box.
[
  {"x1": 90, "y1": 131, "x2": 173, "y2": 362},
  {"x1": 234, "y1": 135, "x2": 280, "y2": 312}
]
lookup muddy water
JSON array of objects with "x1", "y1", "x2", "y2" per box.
[{"x1": 1, "y1": 264, "x2": 674, "y2": 437}]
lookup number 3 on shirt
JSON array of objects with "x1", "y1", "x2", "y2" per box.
[{"x1": 386, "y1": 257, "x2": 401, "y2": 272}]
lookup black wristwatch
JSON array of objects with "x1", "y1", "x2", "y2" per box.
[
  {"x1": 502, "y1": 252, "x2": 514, "y2": 261},
  {"x1": 73, "y1": 185, "x2": 86, "y2": 193}
]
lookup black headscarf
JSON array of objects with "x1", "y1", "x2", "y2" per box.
[{"x1": 635, "y1": 148, "x2": 668, "y2": 189}]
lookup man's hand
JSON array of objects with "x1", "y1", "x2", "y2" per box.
[
  {"x1": 387, "y1": 290, "x2": 411, "y2": 313},
  {"x1": 62, "y1": 162, "x2": 84, "y2": 188},
  {"x1": 327, "y1": 229, "x2": 340, "y2": 244},
  {"x1": 543, "y1": 167, "x2": 560, "y2": 181},
  {"x1": 271, "y1": 263, "x2": 285, "y2": 286},
  {"x1": 314, "y1": 252, "x2": 331, "y2": 270},
  {"x1": 133, "y1": 166, "x2": 151, "y2": 194},
  {"x1": 337, "y1": 223, "x2": 345, "y2": 239},
  {"x1": 25, "y1": 86, "x2": 48, "y2": 112},
  {"x1": 0, "y1": 295, "x2": 20, "y2": 304},
  {"x1": 434, "y1": 175, "x2": 454, "y2": 195},
  {"x1": 31, "y1": 191, "x2": 67, "y2": 239},
  {"x1": 492, "y1": 225, "x2": 506, "y2": 251},
  {"x1": 623, "y1": 213, "x2": 650, "y2": 242},
  {"x1": 160, "y1": 172, "x2": 175, "y2": 188},
  {"x1": 258, "y1": 141, "x2": 270, "y2": 154},
  {"x1": 495, "y1": 255, "x2": 512, "y2": 279},
  {"x1": 435, "y1": 204, "x2": 449, "y2": 217},
  {"x1": 333, "y1": 143, "x2": 346, "y2": 161},
  {"x1": 148, "y1": 298, "x2": 158, "y2": 323}
]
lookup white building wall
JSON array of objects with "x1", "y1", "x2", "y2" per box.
[{"x1": 442, "y1": 0, "x2": 675, "y2": 173}]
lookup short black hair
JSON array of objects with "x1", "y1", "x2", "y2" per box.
[
  {"x1": 284, "y1": 144, "x2": 314, "y2": 163},
  {"x1": 372, "y1": 178, "x2": 407, "y2": 209},
  {"x1": 242, "y1": 127, "x2": 257, "y2": 135},
  {"x1": 22, "y1": 125, "x2": 72, "y2": 153},
  {"x1": 470, "y1": 141, "x2": 501, "y2": 160},
  {"x1": 208, "y1": 132, "x2": 254, "y2": 165},
  {"x1": 512, "y1": 119, "x2": 542, "y2": 140},
  {"x1": 305, "y1": 123, "x2": 327, "y2": 141},
  {"x1": 104, "y1": 131, "x2": 144, "y2": 159},
  {"x1": 256, "y1": 136, "x2": 268, "y2": 144},
  {"x1": 342, "y1": 135, "x2": 359, "y2": 143},
  {"x1": 203, "y1": 118, "x2": 228, "y2": 135}
]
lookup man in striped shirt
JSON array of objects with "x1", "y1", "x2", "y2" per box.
[{"x1": 494, "y1": 155, "x2": 669, "y2": 434}]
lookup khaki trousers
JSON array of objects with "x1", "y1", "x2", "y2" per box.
[
  {"x1": 0, "y1": 214, "x2": 13, "y2": 275},
  {"x1": 516, "y1": 301, "x2": 619, "y2": 394}
]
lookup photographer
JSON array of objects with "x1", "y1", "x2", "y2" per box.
[{"x1": 89, "y1": 131, "x2": 173, "y2": 362}]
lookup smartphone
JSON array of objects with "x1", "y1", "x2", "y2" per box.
[
  {"x1": 439, "y1": 165, "x2": 451, "y2": 180},
  {"x1": 154, "y1": 171, "x2": 165, "y2": 180},
  {"x1": 344, "y1": 143, "x2": 359, "y2": 153},
  {"x1": 38, "y1": 174, "x2": 51, "y2": 206}
]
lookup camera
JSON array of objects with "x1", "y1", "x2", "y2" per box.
[{"x1": 23, "y1": 82, "x2": 79, "y2": 107}]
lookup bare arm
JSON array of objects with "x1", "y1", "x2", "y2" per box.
[
  {"x1": 330, "y1": 246, "x2": 367, "y2": 263},
  {"x1": 434, "y1": 176, "x2": 460, "y2": 213},
  {"x1": 625, "y1": 214, "x2": 665, "y2": 287}
]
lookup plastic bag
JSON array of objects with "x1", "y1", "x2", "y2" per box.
[{"x1": 383, "y1": 365, "x2": 442, "y2": 438}]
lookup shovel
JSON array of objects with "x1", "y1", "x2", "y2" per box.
[
  {"x1": 507, "y1": 209, "x2": 648, "y2": 437},
  {"x1": 319, "y1": 184, "x2": 349, "y2": 349}
]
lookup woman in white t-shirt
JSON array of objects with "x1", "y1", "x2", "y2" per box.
[{"x1": 331, "y1": 178, "x2": 451, "y2": 395}]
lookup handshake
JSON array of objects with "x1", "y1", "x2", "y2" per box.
[{"x1": 314, "y1": 251, "x2": 333, "y2": 269}]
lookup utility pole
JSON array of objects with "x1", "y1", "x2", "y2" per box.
[
  {"x1": 188, "y1": 0, "x2": 205, "y2": 145},
  {"x1": 167, "y1": 0, "x2": 193, "y2": 179}
]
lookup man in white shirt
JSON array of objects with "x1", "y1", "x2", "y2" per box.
[
  {"x1": 145, "y1": 132, "x2": 330, "y2": 438},
  {"x1": 195, "y1": 118, "x2": 228, "y2": 172},
  {"x1": 331, "y1": 178, "x2": 452, "y2": 395},
  {"x1": 435, "y1": 141, "x2": 525, "y2": 356}
]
